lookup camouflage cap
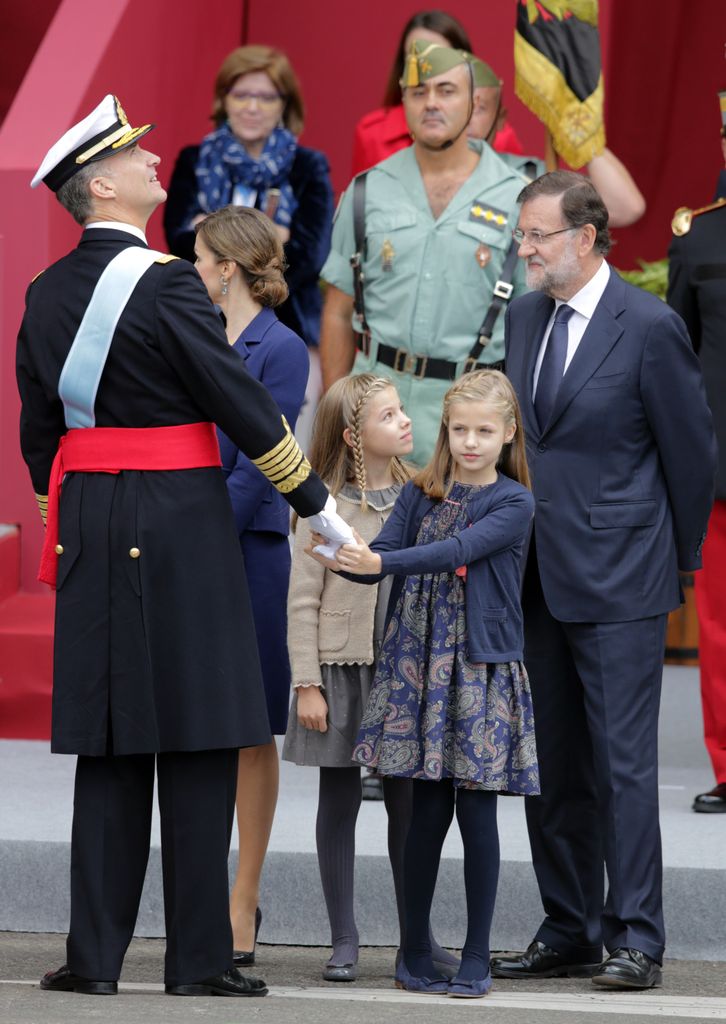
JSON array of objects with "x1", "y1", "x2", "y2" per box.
[{"x1": 400, "y1": 40, "x2": 473, "y2": 88}]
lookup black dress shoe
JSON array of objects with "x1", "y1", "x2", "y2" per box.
[
  {"x1": 233, "y1": 906, "x2": 262, "y2": 967},
  {"x1": 40, "y1": 964, "x2": 117, "y2": 995},
  {"x1": 491, "y1": 941, "x2": 600, "y2": 979},
  {"x1": 591, "y1": 948, "x2": 662, "y2": 990},
  {"x1": 165, "y1": 967, "x2": 268, "y2": 997},
  {"x1": 693, "y1": 782, "x2": 726, "y2": 813}
]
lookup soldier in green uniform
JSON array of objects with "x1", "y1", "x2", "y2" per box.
[{"x1": 320, "y1": 43, "x2": 529, "y2": 464}]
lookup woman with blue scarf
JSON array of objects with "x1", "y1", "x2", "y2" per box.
[{"x1": 165, "y1": 45, "x2": 334, "y2": 450}]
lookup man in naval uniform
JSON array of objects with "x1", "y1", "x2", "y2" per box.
[
  {"x1": 319, "y1": 43, "x2": 529, "y2": 465},
  {"x1": 17, "y1": 95, "x2": 349, "y2": 998},
  {"x1": 667, "y1": 91, "x2": 726, "y2": 814}
]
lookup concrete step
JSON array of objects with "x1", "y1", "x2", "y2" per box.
[{"x1": 0, "y1": 667, "x2": 722, "y2": 960}]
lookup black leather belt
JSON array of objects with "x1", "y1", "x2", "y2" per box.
[{"x1": 355, "y1": 334, "x2": 503, "y2": 380}]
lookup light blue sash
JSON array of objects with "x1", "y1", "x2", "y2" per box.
[{"x1": 58, "y1": 247, "x2": 164, "y2": 428}]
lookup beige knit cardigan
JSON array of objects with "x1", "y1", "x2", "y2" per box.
[{"x1": 287, "y1": 487, "x2": 399, "y2": 688}]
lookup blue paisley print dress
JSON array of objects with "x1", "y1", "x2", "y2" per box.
[{"x1": 352, "y1": 481, "x2": 539, "y2": 794}]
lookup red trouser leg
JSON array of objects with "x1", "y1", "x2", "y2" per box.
[{"x1": 694, "y1": 500, "x2": 726, "y2": 783}]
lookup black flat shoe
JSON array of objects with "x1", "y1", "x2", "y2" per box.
[
  {"x1": 591, "y1": 948, "x2": 662, "y2": 990},
  {"x1": 693, "y1": 782, "x2": 726, "y2": 813},
  {"x1": 491, "y1": 941, "x2": 600, "y2": 979},
  {"x1": 233, "y1": 906, "x2": 262, "y2": 967},
  {"x1": 322, "y1": 963, "x2": 358, "y2": 982},
  {"x1": 40, "y1": 964, "x2": 117, "y2": 995},
  {"x1": 165, "y1": 967, "x2": 268, "y2": 997}
]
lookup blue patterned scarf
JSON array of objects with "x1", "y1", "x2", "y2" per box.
[{"x1": 195, "y1": 122, "x2": 298, "y2": 227}]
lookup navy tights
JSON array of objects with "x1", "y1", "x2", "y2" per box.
[{"x1": 402, "y1": 780, "x2": 499, "y2": 982}]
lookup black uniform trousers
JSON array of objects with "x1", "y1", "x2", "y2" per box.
[
  {"x1": 66, "y1": 747, "x2": 238, "y2": 986},
  {"x1": 521, "y1": 557, "x2": 667, "y2": 965}
]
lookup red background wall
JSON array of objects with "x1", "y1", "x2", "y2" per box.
[{"x1": 1, "y1": 0, "x2": 726, "y2": 594}]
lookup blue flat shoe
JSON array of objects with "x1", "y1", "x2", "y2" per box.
[
  {"x1": 447, "y1": 973, "x2": 492, "y2": 998},
  {"x1": 394, "y1": 959, "x2": 448, "y2": 995}
]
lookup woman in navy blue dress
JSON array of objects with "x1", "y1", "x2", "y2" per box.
[{"x1": 195, "y1": 205, "x2": 309, "y2": 962}]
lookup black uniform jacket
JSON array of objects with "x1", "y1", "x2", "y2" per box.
[
  {"x1": 16, "y1": 228, "x2": 327, "y2": 756},
  {"x1": 668, "y1": 172, "x2": 726, "y2": 500}
]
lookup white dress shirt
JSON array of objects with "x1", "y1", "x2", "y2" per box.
[
  {"x1": 532, "y1": 259, "x2": 612, "y2": 398},
  {"x1": 84, "y1": 221, "x2": 148, "y2": 243}
]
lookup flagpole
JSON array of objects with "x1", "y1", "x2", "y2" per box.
[{"x1": 545, "y1": 131, "x2": 558, "y2": 172}]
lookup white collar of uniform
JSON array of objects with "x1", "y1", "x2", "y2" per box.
[
  {"x1": 84, "y1": 221, "x2": 147, "y2": 244},
  {"x1": 555, "y1": 259, "x2": 610, "y2": 322}
]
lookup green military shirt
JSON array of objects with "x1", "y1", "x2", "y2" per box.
[{"x1": 321, "y1": 141, "x2": 529, "y2": 464}]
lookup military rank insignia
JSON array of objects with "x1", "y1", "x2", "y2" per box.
[
  {"x1": 469, "y1": 202, "x2": 508, "y2": 231},
  {"x1": 381, "y1": 239, "x2": 395, "y2": 271}
]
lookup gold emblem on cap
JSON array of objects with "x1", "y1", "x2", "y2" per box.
[{"x1": 114, "y1": 97, "x2": 129, "y2": 126}]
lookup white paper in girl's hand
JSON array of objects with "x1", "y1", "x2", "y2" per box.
[{"x1": 308, "y1": 495, "x2": 355, "y2": 558}]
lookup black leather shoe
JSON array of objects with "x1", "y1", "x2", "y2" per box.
[
  {"x1": 233, "y1": 906, "x2": 262, "y2": 967},
  {"x1": 491, "y1": 941, "x2": 600, "y2": 979},
  {"x1": 693, "y1": 782, "x2": 726, "y2": 813},
  {"x1": 165, "y1": 967, "x2": 268, "y2": 997},
  {"x1": 40, "y1": 964, "x2": 117, "y2": 995},
  {"x1": 591, "y1": 948, "x2": 662, "y2": 990}
]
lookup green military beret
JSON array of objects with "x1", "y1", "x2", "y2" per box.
[{"x1": 400, "y1": 40, "x2": 471, "y2": 88}]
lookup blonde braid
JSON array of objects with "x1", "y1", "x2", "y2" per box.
[{"x1": 350, "y1": 387, "x2": 371, "y2": 509}]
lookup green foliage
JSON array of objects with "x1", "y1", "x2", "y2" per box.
[{"x1": 616, "y1": 258, "x2": 669, "y2": 301}]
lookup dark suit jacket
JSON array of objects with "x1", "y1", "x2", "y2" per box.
[
  {"x1": 163, "y1": 144, "x2": 333, "y2": 347},
  {"x1": 217, "y1": 307, "x2": 309, "y2": 536},
  {"x1": 505, "y1": 265, "x2": 716, "y2": 623},
  {"x1": 16, "y1": 229, "x2": 326, "y2": 756},
  {"x1": 667, "y1": 171, "x2": 726, "y2": 500}
]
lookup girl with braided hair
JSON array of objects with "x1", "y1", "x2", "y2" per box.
[
  {"x1": 325, "y1": 371, "x2": 539, "y2": 998},
  {"x1": 282, "y1": 373, "x2": 458, "y2": 983}
]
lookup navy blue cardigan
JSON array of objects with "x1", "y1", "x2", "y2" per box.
[
  {"x1": 351, "y1": 476, "x2": 534, "y2": 663},
  {"x1": 163, "y1": 144, "x2": 333, "y2": 347}
]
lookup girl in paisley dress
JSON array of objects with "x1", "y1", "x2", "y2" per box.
[
  {"x1": 283, "y1": 374, "x2": 458, "y2": 983},
  {"x1": 329, "y1": 370, "x2": 539, "y2": 998}
]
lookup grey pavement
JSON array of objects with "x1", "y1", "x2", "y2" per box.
[{"x1": 1, "y1": 934, "x2": 726, "y2": 1024}]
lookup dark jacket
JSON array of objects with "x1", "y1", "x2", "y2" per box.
[
  {"x1": 506, "y1": 266, "x2": 716, "y2": 623},
  {"x1": 351, "y1": 475, "x2": 534, "y2": 663},
  {"x1": 163, "y1": 144, "x2": 333, "y2": 347},
  {"x1": 218, "y1": 307, "x2": 309, "y2": 535},
  {"x1": 16, "y1": 228, "x2": 326, "y2": 757},
  {"x1": 667, "y1": 172, "x2": 726, "y2": 500}
]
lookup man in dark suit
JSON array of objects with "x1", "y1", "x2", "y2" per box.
[
  {"x1": 17, "y1": 94, "x2": 346, "y2": 998},
  {"x1": 667, "y1": 92, "x2": 726, "y2": 813},
  {"x1": 492, "y1": 171, "x2": 715, "y2": 990}
]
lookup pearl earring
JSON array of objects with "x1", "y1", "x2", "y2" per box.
[{"x1": 220, "y1": 277, "x2": 228, "y2": 296}]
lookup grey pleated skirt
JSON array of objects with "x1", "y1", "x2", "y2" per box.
[{"x1": 281, "y1": 662, "x2": 376, "y2": 767}]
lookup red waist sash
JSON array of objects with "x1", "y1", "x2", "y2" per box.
[{"x1": 39, "y1": 423, "x2": 222, "y2": 588}]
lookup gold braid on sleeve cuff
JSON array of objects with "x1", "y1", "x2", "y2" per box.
[
  {"x1": 251, "y1": 417, "x2": 312, "y2": 494},
  {"x1": 35, "y1": 493, "x2": 48, "y2": 526}
]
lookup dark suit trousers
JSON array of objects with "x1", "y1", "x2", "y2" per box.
[
  {"x1": 66, "y1": 748, "x2": 238, "y2": 986},
  {"x1": 522, "y1": 560, "x2": 667, "y2": 964}
]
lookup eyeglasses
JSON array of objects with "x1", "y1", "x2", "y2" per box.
[
  {"x1": 511, "y1": 226, "x2": 577, "y2": 246},
  {"x1": 226, "y1": 91, "x2": 284, "y2": 109}
]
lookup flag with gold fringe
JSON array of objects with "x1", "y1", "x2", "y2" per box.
[{"x1": 514, "y1": 0, "x2": 605, "y2": 169}]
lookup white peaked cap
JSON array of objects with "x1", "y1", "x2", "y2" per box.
[{"x1": 31, "y1": 94, "x2": 154, "y2": 191}]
